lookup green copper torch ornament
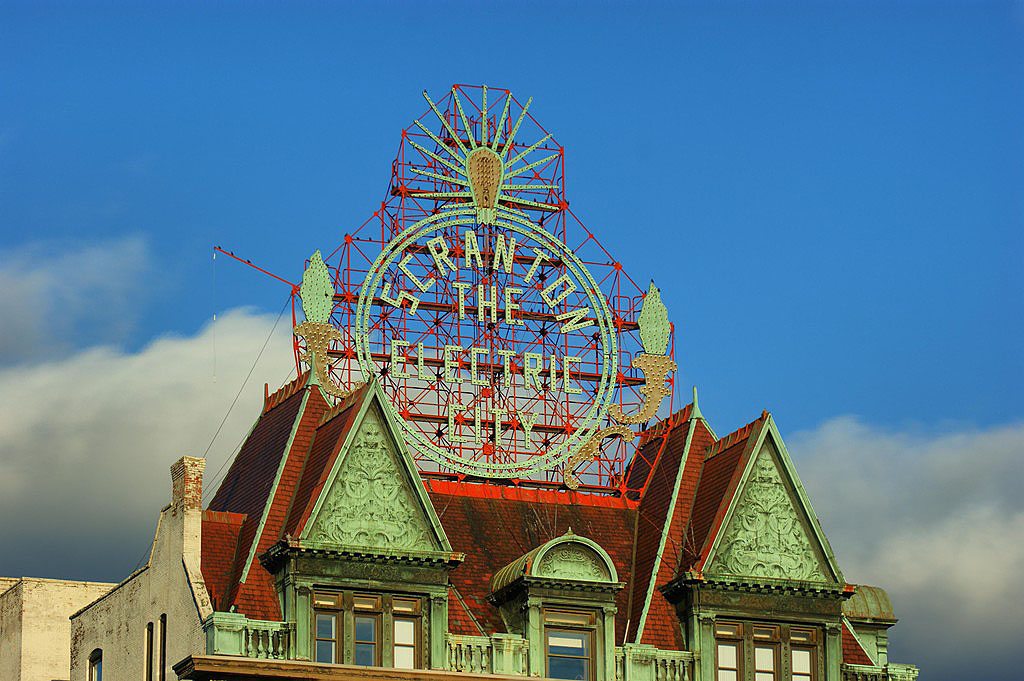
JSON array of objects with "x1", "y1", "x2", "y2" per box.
[{"x1": 637, "y1": 282, "x2": 670, "y2": 356}]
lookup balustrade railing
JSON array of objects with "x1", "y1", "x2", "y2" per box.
[
  {"x1": 842, "y1": 663, "x2": 919, "y2": 681},
  {"x1": 446, "y1": 633, "x2": 529, "y2": 675},
  {"x1": 204, "y1": 612, "x2": 291, "y2": 659}
]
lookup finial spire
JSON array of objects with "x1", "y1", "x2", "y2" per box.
[{"x1": 691, "y1": 385, "x2": 704, "y2": 421}]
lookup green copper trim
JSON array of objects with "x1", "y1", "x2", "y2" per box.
[
  {"x1": 691, "y1": 385, "x2": 704, "y2": 422},
  {"x1": 633, "y1": 414, "x2": 698, "y2": 642},
  {"x1": 239, "y1": 386, "x2": 312, "y2": 586}
]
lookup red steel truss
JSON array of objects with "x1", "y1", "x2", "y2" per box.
[{"x1": 296, "y1": 84, "x2": 676, "y2": 498}]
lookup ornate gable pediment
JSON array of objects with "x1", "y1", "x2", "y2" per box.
[
  {"x1": 706, "y1": 439, "x2": 833, "y2": 582},
  {"x1": 304, "y1": 402, "x2": 442, "y2": 552}
]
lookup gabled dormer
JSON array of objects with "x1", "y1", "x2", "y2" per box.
[
  {"x1": 664, "y1": 412, "x2": 850, "y2": 681},
  {"x1": 260, "y1": 379, "x2": 463, "y2": 669}
]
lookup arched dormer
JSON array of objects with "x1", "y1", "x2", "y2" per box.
[
  {"x1": 488, "y1": 531, "x2": 623, "y2": 681},
  {"x1": 490, "y1": 530, "x2": 619, "y2": 593}
]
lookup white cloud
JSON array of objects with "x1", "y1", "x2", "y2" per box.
[
  {"x1": 0, "y1": 307, "x2": 295, "y2": 580},
  {"x1": 0, "y1": 236, "x2": 149, "y2": 362},
  {"x1": 788, "y1": 416, "x2": 1024, "y2": 679}
]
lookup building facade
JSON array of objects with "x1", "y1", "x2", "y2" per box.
[
  {"x1": 0, "y1": 577, "x2": 115, "y2": 681},
  {"x1": 55, "y1": 84, "x2": 920, "y2": 681}
]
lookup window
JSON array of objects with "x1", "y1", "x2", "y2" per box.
[
  {"x1": 715, "y1": 621, "x2": 743, "y2": 681},
  {"x1": 88, "y1": 649, "x2": 102, "y2": 681},
  {"x1": 145, "y1": 622, "x2": 154, "y2": 681},
  {"x1": 754, "y1": 646, "x2": 777, "y2": 681},
  {"x1": 791, "y1": 648, "x2": 814, "y2": 681},
  {"x1": 159, "y1": 613, "x2": 167, "y2": 681},
  {"x1": 354, "y1": 614, "x2": 379, "y2": 665},
  {"x1": 544, "y1": 609, "x2": 595, "y2": 681},
  {"x1": 791, "y1": 627, "x2": 816, "y2": 681},
  {"x1": 716, "y1": 642, "x2": 740, "y2": 681},
  {"x1": 312, "y1": 590, "x2": 423, "y2": 668},
  {"x1": 714, "y1": 621, "x2": 819, "y2": 681},
  {"x1": 315, "y1": 611, "x2": 340, "y2": 663}
]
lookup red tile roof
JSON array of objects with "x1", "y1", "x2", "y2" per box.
[
  {"x1": 637, "y1": 417, "x2": 716, "y2": 649},
  {"x1": 842, "y1": 621, "x2": 874, "y2": 665},
  {"x1": 283, "y1": 387, "x2": 367, "y2": 538},
  {"x1": 205, "y1": 374, "x2": 329, "y2": 620},
  {"x1": 198, "y1": 384, "x2": 845, "y2": 652},
  {"x1": 682, "y1": 414, "x2": 767, "y2": 573},
  {"x1": 426, "y1": 485, "x2": 638, "y2": 643},
  {"x1": 200, "y1": 510, "x2": 245, "y2": 610}
]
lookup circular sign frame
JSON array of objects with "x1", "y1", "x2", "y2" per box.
[{"x1": 354, "y1": 206, "x2": 618, "y2": 478}]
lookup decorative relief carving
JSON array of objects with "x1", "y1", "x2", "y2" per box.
[
  {"x1": 536, "y1": 544, "x2": 609, "y2": 581},
  {"x1": 307, "y1": 408, "x2": 435, "y2": 551},
  {"x1": 707, "y1": 445, "x2": 827, "y2": 581}
]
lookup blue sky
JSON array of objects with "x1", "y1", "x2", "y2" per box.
[{"x1": 1, "y1": 2, "x2": 1022, "y2": 680}]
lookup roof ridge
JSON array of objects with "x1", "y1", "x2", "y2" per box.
[
  {"x1": 316, "y1": 384, "x2": 368, "y2": 427},
  {"x1": 263, "y1": 371, "x2": 310, "y2": 414},
  {"x1": 704, "y1": 411, "x2": 768, "y2": 459}
]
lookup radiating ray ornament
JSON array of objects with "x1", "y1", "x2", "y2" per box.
[
  {"x1": 294, "y1": 250, "x2": 359, "y2": 398},
  {"x1": 609, "y1": 283, "x2": 677, "y2": 424},
  {"x1": 414, "y1": 86, "x2": 561, "y2": 224}
]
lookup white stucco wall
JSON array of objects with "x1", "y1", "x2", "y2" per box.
[
  {"x1": 0, "y1": 577, "x2": 115, "y2": 681},
  {"x1": 70, "y1": 457, "x2": 213, "y2": 681}
]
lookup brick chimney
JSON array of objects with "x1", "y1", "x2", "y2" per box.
[{"x1": 171, "y1": 456, "x2": 205, "y2": 512}]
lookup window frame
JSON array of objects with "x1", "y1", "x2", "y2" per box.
[
  {"x1": 158, "y1": 613, "x2": 167, "y2": 681},
  {"x1": 88, "y1": 648, "x2": 102, "y2": 681},
  {"x1": 713, "y1": 620, "x2": 821, "y2": 681},
  {"x1": 542, "y1": 607, "x2": 597, "y2": 681},
  {"x1": 310, "y1": 589, "x2": 424, "y2": 669},
  {"x1": 313, "y1": 609, "x2": 342, "y2": 664},
  {"x1": 145, "y1": 621, "x2": 154, "y2": 681}
]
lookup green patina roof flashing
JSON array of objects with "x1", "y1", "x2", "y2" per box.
[
  {"x1": 843, "y1": 584, "x2": 897, "y2": 623},
  {"x1": 489, "y1": 530, "x2": 620, "y2": 595}
]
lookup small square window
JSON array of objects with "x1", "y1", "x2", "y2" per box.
[
  {"x1": 393, "y1": 597, "x2": 420, "y2": 613},
  {"x1": 790, "y1": 627, "x2": 816, "y2": 643},
  {"x1": 753, "y1": 625, "x2": 779, "y2": 640},
  {"x1": 313, "y1": 592, "x2": 342, "y2": 608},
  {"x1": 715, "y1": 621, "x2": 742, "y2": 637},
  {"x1": 354, "y1": 594, "x2": 381, "y2": 610}
]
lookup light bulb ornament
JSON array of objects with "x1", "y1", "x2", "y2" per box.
[{"x1": 294, "y1": 250, "x2": 360, "y2": 399}]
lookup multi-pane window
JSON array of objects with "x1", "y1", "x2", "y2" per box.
[
  {"x1": 544, "y1": 609, "x2": 595, "y2": 681},
  {"x1": 790, "y1": 628, "x2": 816, "y2": 681},
  {"x1": 312, "y1": 590, "x2": 422, "y2": 668},
  {"x1": 314, "y1": 612, "x2": 340, "y2": 663},
  {"x1": 715, "y1": 622, "x2": 742, "y2": 681},
  {"x1": 354, "y1": 614, "x2": 379, "y2": 665},
  {"x1": 714, "y1": 620, "x2": 819, "y2": 681}
]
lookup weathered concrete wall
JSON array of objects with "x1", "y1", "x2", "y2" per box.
[
  {"x1": 1, "y1": 580, "x2": 23, "y2": 681},
  {"x1": 1, "y1": 577, "x2": 115, "y2": 681},
  {"x1": 71, "y1": 457, "x2": 213, "y2": 681}
]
